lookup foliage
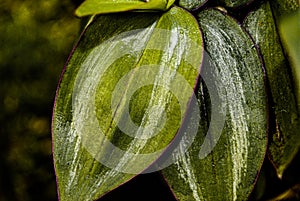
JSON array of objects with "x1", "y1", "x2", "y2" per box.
[
  {"x1": 1, "y1": 0, "x2": 299, "y2": 201},
  {"x1": 52, "y1": 0, "x2": 300, "y2": 200}
]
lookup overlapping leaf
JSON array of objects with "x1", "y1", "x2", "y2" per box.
[
  {"x1": 162, "y1": 8, "x2": 268, "y2": 201},
  {"x1": 52, "y1": 7, "x2": 203, "y2": 201},
  {"x1": 243, "y1": 1, "x2": 300, "y2": 178}
]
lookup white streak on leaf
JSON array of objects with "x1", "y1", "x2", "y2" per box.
[
  {"x1": 175, "y1": 136, "x2": 204, "y2": 201},
  {"x1": 206, "y1": 24, "x2": 249, "y2": 201}
]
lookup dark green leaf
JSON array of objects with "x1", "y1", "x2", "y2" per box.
[
  {"x1": 52, "y1": 7, "x2": 203, "y2": 201},
  {"x1": 243, "y1": 1, "x2": 300, "y2": 178},
  {"x1": 162, "y1": 8, "x2": 267, "y2": 201},
  {"x1": 178, "y1": 0, "x2": 207, "y2": 11}
]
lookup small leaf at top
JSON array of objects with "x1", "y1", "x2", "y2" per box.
[
  {"x1": 52, "y1": 7, "x2": 203, "y2": 201},
  {"x1": 75, "y1": 0, "x2": 175, "y2": 17}
]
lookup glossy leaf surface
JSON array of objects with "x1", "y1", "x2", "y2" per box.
[
  {"x1": 243, "y1": 1, "x2": 300, "y2": 178},
  {"x1": 52, "y1": 7, "x2": 203, "y2": 201},
  {"x1": 178, "y1": 0, "x2": 207, "y2": 11},
  {"x1": 75, "y1": 0, "x2": 175, "y2": 17},
  {"x1": 162, "y1": 9, "x2": 267, "y2": 201}
]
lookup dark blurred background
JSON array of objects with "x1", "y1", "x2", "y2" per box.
[{"x1": 0, "y1": 0, "x2": 80, "y2": 200}]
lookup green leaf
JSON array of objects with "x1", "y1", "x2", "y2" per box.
[
  {"x1": 178, "y1": 0, "x2": 206, "y2": 11},
  {"x1": 270, "y1": 0, "x2": 300, "y2": 114},
  {"x1": 75, "y1": 0, "x2": 175, "y2": 17},
  {"x1": 216, "y1": 0, "x2": 253, "y2": 8},
  {"x1": 243, "y1": 1, "x2": 300, "y2": 178},
  {"x1": 279, "y1": 12, "x2": 300, "y2": 114},
  {"x1": 52, "y1": 7, "x2": 203, "y2": 201},
  {"x1": 162, "y1": 8, "x2": 267, "y2": 201}
]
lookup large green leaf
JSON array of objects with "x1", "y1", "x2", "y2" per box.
[
  {"x1": 162, "y1": 8, "x2": 267, "y2": 201},
  {"x1": 52, "y1": 7, "x2": 203, "y2": 201},
  {"x1": 243, "y1": 1, "x2": 300, "y2": 178},
  {"x1": 75, "y1": 0, "x2": 175, "y2": 16}
]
